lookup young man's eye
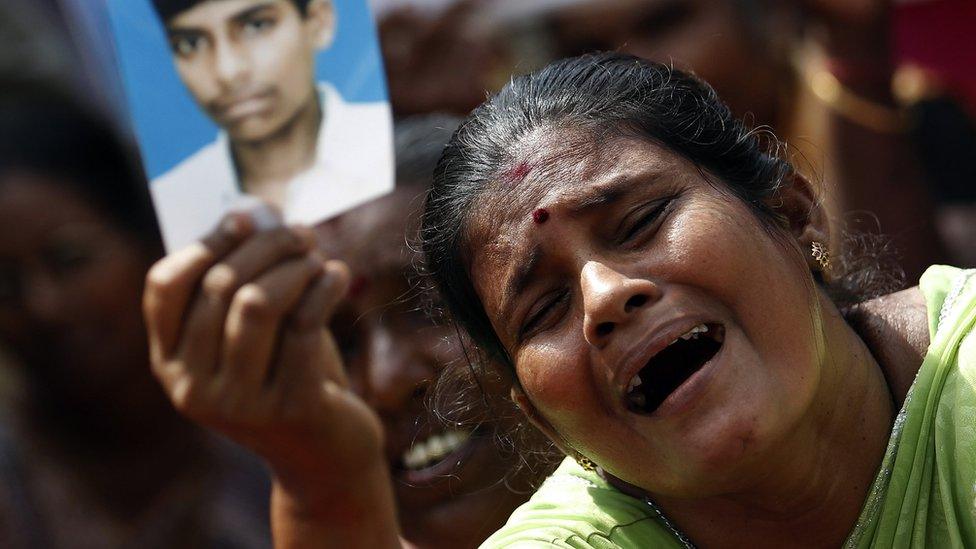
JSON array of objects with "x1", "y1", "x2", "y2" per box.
[
  {"x1": 171, "y1": 35, "x2": 205, "y2": 57},
  {"x1": 242, "y1": 17, "x2": 276, "y2": 36}
]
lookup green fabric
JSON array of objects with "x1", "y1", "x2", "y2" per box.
[
  {"x1": 481, "y1": 266, "x2": 976, "y2": 548},
  {"x1": 480, "y1": 458, "x2": 678, "y2": 548},
  {"x1": 847, "y1": 265, "x2": 976, "y2": 548}
]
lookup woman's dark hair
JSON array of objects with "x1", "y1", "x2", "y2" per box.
[{"x1": 0, "y1": 80, "x2": 162, "y2": 251}]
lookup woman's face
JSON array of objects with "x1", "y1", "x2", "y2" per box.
[
  {"x1": 466, "y1": 128, "x2": 827, "y2": 496},
  {"x1": 317, "y1": 187, "x2": 533, "y2": 549},
  {"x1": 0, "y1": 172, "x2": 155, "y2": 404}
]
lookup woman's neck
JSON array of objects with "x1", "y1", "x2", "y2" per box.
[{"x1": 640, "y1": 293, "x2": 898, "y2": 547}]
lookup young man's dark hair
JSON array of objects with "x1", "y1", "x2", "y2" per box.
[{"x1": 151, "y1": 0, "x2": 312, "y2": 22}]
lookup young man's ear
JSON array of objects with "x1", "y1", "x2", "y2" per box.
[
  {"x1": 768, "y1": 171, "x2": 832, "y2": 265},
  {"x1": 305, "y1": 0, "x2": 336, "y2": 50},
  {"x1": 510, "y1": 385, "x2": 578, "y2": 459}
]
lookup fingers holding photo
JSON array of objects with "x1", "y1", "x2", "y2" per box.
[{"x1": 144, "y1": 212, "x2": 254, "y2": 367}]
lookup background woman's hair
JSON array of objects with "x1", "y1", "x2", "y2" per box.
[
  {"x1": 0, "y1": 79, "x2": 162, "y2": 251},
  {"x1": 420, "y1": 53, "x2": 903, "y2": 467}
]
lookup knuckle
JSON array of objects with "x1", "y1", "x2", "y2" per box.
[
  {"x1": 145, "y1": 262, "x2": 177, "y2": 297},
  {"x1": 201, "y1": 264, "x2": 238, "y2": 302},
  {"x1": 235, "y1": 284, "x2": 276, "y2": 321},
  {"x1": 169, "y1": 377, "x2": 201, "y2": 415}
]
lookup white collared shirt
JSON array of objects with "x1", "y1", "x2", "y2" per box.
[{"x1": 150, "y1": 83, "x2": 394, "y2": 251}]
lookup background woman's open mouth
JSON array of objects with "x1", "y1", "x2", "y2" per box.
[
  {"x1": 393, "y1": 427, "x2": 481, "y2": 486},
  {"x1": 625, "y1": 323, "x2": 725, "y2": 415}
]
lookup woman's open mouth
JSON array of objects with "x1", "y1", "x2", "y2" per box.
[{"x1": 625, "y1": 323, "x2": 725, "y2": 415}]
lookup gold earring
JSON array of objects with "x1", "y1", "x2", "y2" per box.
[
  {"x1": 811, "y1": 241, "x2": 831, "y2": 272},
  {"x1": 576, "y1": 455, "x2": 597, "y2": 472}
]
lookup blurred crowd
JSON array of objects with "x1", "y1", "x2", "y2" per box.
[{"x1": 0, "y1": 0, "x2": 972, "y2": 547}]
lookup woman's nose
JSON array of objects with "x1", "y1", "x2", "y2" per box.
[{"x1": 581, "y1": 261, "x2": 659, "y2": 349}]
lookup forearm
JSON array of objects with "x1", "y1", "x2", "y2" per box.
[{"x1": 271, "y1": 465, "x2": 403, "y2": 549}]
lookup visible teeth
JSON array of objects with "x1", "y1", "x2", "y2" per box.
[
  {"x1": 677, "y1": 323, "x2": 708, "y2": 342},
  {"x1": 628, "y1": 391, "x2": 646, "y2": 408},
  {"x1": 628, "y1": 375, "x2": 642, "y2": 392},
  {"x1": 401, "y1": 429, "x2": 472, "y2": 471}
]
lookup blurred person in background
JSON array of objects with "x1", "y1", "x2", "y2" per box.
[
  {"x1": 315, "y1": 115, "x2": 548, "y2": 548},
  {"x1": 0, "y1": 81, "x2": 271, "y2": 548},
  {"x1": 375, "y1": 0, "x2": 966, "y2": 279}
]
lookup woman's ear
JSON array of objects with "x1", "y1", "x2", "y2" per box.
[
  {"x1": 510, "y1": 386, "x2": 576, "y2": 459},
  {"x1": 769, "y1": 172, "x2": 832, "y2": 267},
  {"x1": 305, "y1": 0, "x2": 336, "y2": 51}
]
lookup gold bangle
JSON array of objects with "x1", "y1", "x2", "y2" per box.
[{"x1": 803, "y1": 64, "x2": 910, "y2": 134}]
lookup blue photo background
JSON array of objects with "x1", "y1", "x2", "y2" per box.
[{"x1": 105, "y1": 0, "x2": 389, "y2": 179}]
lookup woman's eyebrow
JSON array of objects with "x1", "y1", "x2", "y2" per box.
[{"x1": 566, "y1": 173, "x2": 655, "y2": 215}]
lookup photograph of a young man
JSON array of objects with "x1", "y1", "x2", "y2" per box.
[{"x1": 148, "y1": 0, "x2": 392, "y2": 250}]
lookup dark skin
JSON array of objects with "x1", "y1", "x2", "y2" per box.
[
  {"x1": 146, "y1": 189, "x2": 539, "y2": 549},
  {"x1": 0, "y1": 173, "x2": 211, "y2": 525},
  {"x1": 464, "y1": 129, "x2": 926, "y2": 547},
  {"x1": 144, "y1": 215, "x2": 400, "y2": 548},
  {"x1": 145, "y1": 136, "x2": 931, "y2": 547},
  {"x1": 316, "y1": 187, "x2": 537, "y2": 549}
]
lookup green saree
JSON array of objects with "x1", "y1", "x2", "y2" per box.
[
  {"x1": 482, "y1": 266, "x2": 976, "y2": 548},
  {"x1": 847, "y1": 265, "x2": 976, "y2": 547}
]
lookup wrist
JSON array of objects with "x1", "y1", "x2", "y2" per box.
[
  {"x1": 271, "y1": 463, "x2": 401, "y2": 549},
  {"x1": 272, "y1": 459, "x2": 393, "y2": 517}
]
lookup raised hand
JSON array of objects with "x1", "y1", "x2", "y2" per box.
[{"x1": 143, "y1": 213, "x2": 400, "y2": 548}]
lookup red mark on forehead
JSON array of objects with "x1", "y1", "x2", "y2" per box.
[
  {"x1": 348, "y1": 275, "x2": 370, "y2": 299},
  {"x1": 504, "y1": 161, "x2": 532, "y2": 184},
  {"x1": 532, "y1": 208, "x2": 549, "y2": 224}
]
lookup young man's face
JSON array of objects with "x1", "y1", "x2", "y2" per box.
[{"x1": 165, "y1": 0, "x2": 333, "y2": 143}]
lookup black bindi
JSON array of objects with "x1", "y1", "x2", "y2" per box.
[{"x1": 532, "y1": 208, "x2": 550, "y2": 224}]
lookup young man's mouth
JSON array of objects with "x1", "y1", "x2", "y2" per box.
[
  {"x1": 211, "y1": 90, "x2": 275, "y2": 121},
  {"x1": 624, "y1": 323, "x2": 725, "y2": 415}
]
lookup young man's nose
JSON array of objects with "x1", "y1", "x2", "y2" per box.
[
  {"x1": 580, "y1": 261, "x2": 659, "y2": 349},
  {"x1": 365, "y1": 328, "x2": 434, "y2": 414},
  {"x1": 212, "y1": 40, "x2": 249, "y2": 87}
]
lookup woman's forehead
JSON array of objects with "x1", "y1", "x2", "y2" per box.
[
  {"x1": 463, "y1": 134, "x2": 692, "y2": 296},
  {"x1": 467, "y1": 132, "x2": 685, "y2": 243}
]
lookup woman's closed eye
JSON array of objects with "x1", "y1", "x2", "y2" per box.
[
  {"x1": 518, "y1": 289, "x2": 571, "y2": 342},
  {"x1": 617, "y1": 197, "x2": 674, "y2": 246}
]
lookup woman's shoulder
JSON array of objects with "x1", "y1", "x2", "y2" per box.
[
  {"x1": 849, "y1": 266, "x2": 976, "y2": 404},
  {"x1": 480, "y1": 458, "x2": 682, "y2": 548},
  {"x1": 847, "y1": 286, "x2": 930, "y2": 405}
]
